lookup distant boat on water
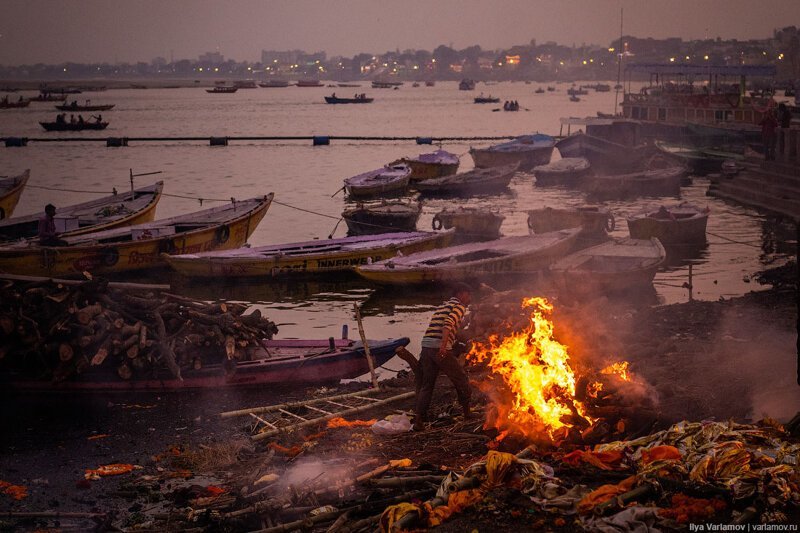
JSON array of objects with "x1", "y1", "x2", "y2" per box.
[
  {"x1": 459, "y1": 79, "x2": 476, "y2": 90},
  {"x1": 206, "y1": 86, "x2": 238, "y2": 93},
  {"x1": 259, "y1": 80, "x2": 289, "y2": 88},
  {"x1": 297, "y1": 80, "x2": 324, "y2": 87}
]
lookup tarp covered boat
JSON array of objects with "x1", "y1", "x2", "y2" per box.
[
  {"x1": 0, "y1": 194, "x2": 273, "y2": 277},
  {"x1": 469, "y1": 134, "x2": 556, "y2": 171},
  {"x1": 163, "y1": 230, "x2": 455, "y2": 278}
]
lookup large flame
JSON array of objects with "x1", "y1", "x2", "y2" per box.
[{"x1": 468, "y1": 297, "x2": 593, "y2": 441}]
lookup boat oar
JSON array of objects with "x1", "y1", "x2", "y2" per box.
[
  {"x1": 492, "y1": 108, "x2": 500, "y2": 112},
  {"x1": 353, "y1": 303, "x2": 379, "y2": 388},
  {"x1": 331, "y1": 185, "x2": 346, "y2": 197}
]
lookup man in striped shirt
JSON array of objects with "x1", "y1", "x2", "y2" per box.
[{"x1": 414, "y1": 283, "x2": 473, "y2": 431}]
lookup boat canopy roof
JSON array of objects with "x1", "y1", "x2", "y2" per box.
[{"x1": 625, "y1": 63, "x2": 776, "y2": 78}]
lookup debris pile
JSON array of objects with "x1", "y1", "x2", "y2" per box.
[{"x1": 0, "y1": 277, "x2": 278, "y2": 383}]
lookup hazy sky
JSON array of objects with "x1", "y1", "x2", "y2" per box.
[{"x1": 1, "y1": 0, "x2": 799, "y2": 65}]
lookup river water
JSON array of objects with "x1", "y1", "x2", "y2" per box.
[{"x1": 0, "y1": 81, "x2": 795, "y2": 370}]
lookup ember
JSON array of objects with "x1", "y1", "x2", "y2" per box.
[{"x1": 467, "y1": 297, "x2": 594, "y2": 441}]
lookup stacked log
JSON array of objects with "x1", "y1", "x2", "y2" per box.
[{"x1": 0, "y1": 277, "x2": 278, "y2": 384}]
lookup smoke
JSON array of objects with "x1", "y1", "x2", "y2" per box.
[{"x1": 278, "y1": 457, "x2": 354, "y2": 491}]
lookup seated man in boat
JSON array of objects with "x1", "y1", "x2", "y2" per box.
[
  {"x1": 414, "y1": 282, "x2": 473, "y2": 431},
  {"x1": 92, "y1": 114, "x2": 103, "y2": 124},
  {"x1": 38, "y1": 204, "x2": 69, "y2": 246},
  {"x1": 652, "y1": 206, "x2": 676, "y2": 221}
]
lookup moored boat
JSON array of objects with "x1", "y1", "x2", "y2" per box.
[
  {"x1": 549, "y1": 237, "x2": 666, "y2": 295},
  {"x1": 555, "y1": 120, "x2": 655, "y2": 174},
  {"x1": 259, "y1": 80, "x2": 290, "y2": 88},
  {"x1": 0, "y1": 195, "x2": 273, "y2": 277},
  {"x1": 626, "y1": 203, "x2": 709, "y2": 246},
  {"x1": 0, "y1": 180, "x2": 164, "y2": 240},
  {"x1": 324, "y1": 95, "x2": 374, "y2": 104},
  {"x1": 415, "y1": 163, "x2": 518, "y2": 196},
  {"x1": 40, "y1": 120, "x2": 109, "y2": 131},
  {"x1": 297, "y1": 80, "x2": 324, "y2": 87},
  {"x1": 584, "y1": 166, "x2": 685, "y2": 200},
  {"x1": 355, "y1": 228, "x2": 581, "y2": 285},
  {"x1": 206, "y1": 86, "x2": 238, "y2": 93},
  {"x1": 163, "y1": 230, "x2": 455, "y2": 278},
  {"x1": 0, "y1": 170, "x2": 30, "y2": 220},
  {"x1": 431, "y1": 207, "x2": 505, "y2": 241},
  {"x1": 474, "y1": 95, "x2": 500, "y2": 104},
  {"x1": 469, "y1": 134, "x2": 556, "y2": 171},
  {"x1": 391, "y1": 150, "x2": 460, "y2": 182},
  {"x1": 1, "y1": 335, "x2": 410, "y2": 391},
  {"x1": 533, "y1": 157, "x2": 591, "y2": 186},
  {"x1": 459, "y1": 79, "x2": 476, "y2": 90},
  {"x1": 28, "y1": 92, "x2": 67, "y2": 102},
  {"x1": 0, "y1": 99, "x2": 30, "y2": 109},
  {"x1": 342, "y1": 201, "x2": 422, "y2": 235},
  {"x1": 371, "y1": 81, "x2": 403, "y2": 89},
  {"x1": 527, "y1": 206, "x2": 614, "y2": 239},
  {"x1": 344, "y1": 164, "x2": 412, "y2": 198}
]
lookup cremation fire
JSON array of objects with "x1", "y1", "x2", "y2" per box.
[{"x1": 468, "y1": 297, "x2": 597, "y2": 442}]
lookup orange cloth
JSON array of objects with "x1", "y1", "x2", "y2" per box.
[
  {"x1": 267, "y1": 443, "x2": 303, "y2": 457},
  {"x1": 326, "y1": 417, "x2": 376, "y2": 428},
  {"x1": 562, "y1": 449, "x2": 625, "y2": 470},
  {"x1": 658, "y1": 493, "x2": 726, "y2": 524},
  {"x1": 577, "y1": 475, "x2": 637, "y2": 513},
  {"x1": 0, "y1": 480, "x2": 28, "y2": 500},
  {"x1": 84, "y1": 463, "x2": 136, "y2": 479},
  {"x1": 641, "y1": 445, "x2": 682, "y2": 465}
]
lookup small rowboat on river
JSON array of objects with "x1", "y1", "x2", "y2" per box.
[
  {"x1": 0, "y1": 195, "x2": 273, "y2": 278},
  {"x1": 469, "y1": 134, "x2": 556, "y2": 171},
  {"x1": 0, "y1": 170, "x2": 30, "y2": 220},
  {"x1": 342, "y1": 201, "x2": 422, "y2": 235},
  {"x1": 162, "y1": 230, "x2": 455, "y2": 279},
  {"x1": 415, "y1": 163, "x2": 518, "y2": 196},
  {"x1": 40, "y1": 121, "x2": 109, "y2": 131},
  {"x1": 355, "y1": 227, "x2": 581, "y2": 285},
  {"x1": 1, "y1": 336, "x2": 410, "y2": 391},
  {"x1": 0, "y1": 99, "x2": 30, "y2": 109},
  {"x1": 206, "y1": 86, "x2": 238, "y2": 93},
  {"x1": 391, "y1": 150, "x2": 460, "y2": 182},
  {"x1": 0, "y1": 181, "x2": 164, "y2": 241},
  {"x1": 527, "y1": 206, "x2": 614, "y2": 239},
  {"x1": 533, "y1": 157, "x2": 591, "y2": 186},
  {"x1": 584, "y1": 166, "x2": 685, "y2": 200},
  {"x1": 431, "y1": 207, "x2": 505, "y2": 241},
  {"x1": 626, "y1": 203, "x2": 709, "y2": 246},
  {"x1": 55, "y1": 102, "x2": 115, "y2": 111},
  {"x1": 344, "y1": 164, "x2": 412, "y2": 198},
  {"x1": 324, "y1": 95, "x2": 374, "y2": 104},
  {"x1": 549, "y1": 237, "x2": 666, "y2": 295}
]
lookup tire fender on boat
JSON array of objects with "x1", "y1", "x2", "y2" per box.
[
  {"x1": 605, "y1": 213, "x2": 616, "y2": 232},
  {"x1": 431, "y1": 214, "x2": 443, "y2": 230},
  {"x1": 216, "y1": 224, "x2": 231, "y2": 244}
]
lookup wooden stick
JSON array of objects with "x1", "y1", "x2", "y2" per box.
[
  {"x1": 0, "y1": 273, "x2": 170, "y2": 291},
  {"x1": 1, "y1": 511, "x2": 107, "y2": 519},
  {"x1": 251, "y1": 391, "x2": 414, "y2": 441},
  {"x1": 220, "y1": 387, "x2": 383, "y2": 418},
  {"x1": 353, "y1": 303, "x2": 378, "y2": 388}
]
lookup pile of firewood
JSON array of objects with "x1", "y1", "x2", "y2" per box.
[{"x1": 0, "y1": 277, "x2": 278, "y2": 383}]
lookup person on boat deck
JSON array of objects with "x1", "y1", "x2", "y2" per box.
[
  {"x1": 413, "y1": 283, "x2": 473, "y2": 432},
  {"x1": 69, "y1": 114, "x2": 76, "y2": 124},
  {"x1": 55, "y1": 113, "x2": 65, "y2": 124},
  {"x1": 93, "y1": 114, "x2": 103, "y2": 124},
  {"x1": 71, "y1": 100, "x2": 78, "y2": 108},
  {"x1": 652, "y1": 206, "x2": 676, "y2": 220},
  {"x1": 759, "y1": 109, "x2": 778, "y2": 161},
  {"x1": 78, "y1": 114, "x2": 84, "y2": 124},
  {"x1": 38, "y1": 204, "x2": 68, "y2": 246}
]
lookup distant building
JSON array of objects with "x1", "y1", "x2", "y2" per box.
[{"x1": 198, "y1": 51, "x2": 224, "y2": 64}]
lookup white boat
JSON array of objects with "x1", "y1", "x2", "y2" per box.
[
  {"x1": 356, "y1": 228, "x2": 581, "y2": 285},
  {"x1": 533, "y1": 157, "x2": 591, "y2": 186},
  {"x1": 344, "y1": 164, "x2": 412, "y2": 198},
  {"x1": 469, "y1": 134, "x2": 556, "y2": 171}
]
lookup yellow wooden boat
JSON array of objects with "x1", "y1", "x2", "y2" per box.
[
  {"x1": 355, "y1": 228, "x2": 581, "y2": 285},
  {"x1": 163, "y1": 229, "x2": 455, "y2": 279},
  {"x1": 0, "y1": 194, "x2": 273, "y2": 277},
  {"x1": 0, "y1": 170, "x2": 30, "y2": 220},
  {"x1": 0, "y1": 181, "x2": 164, "y2": 241}
]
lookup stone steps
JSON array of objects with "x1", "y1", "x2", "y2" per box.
[{"x1": 708, "y1": 166, "x2": 800, "y2": 218}]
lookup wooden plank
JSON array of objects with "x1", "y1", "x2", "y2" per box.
[
  {"x1": 0, "y1": 273, "x2": 170, "y2": 291},
  {"x1": 219, "y1": 387, "x2": 384, "y2": 418}
]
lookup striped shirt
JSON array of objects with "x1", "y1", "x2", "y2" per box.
[{"x1": 421, "y1": 297, "x2": 468, "y2": 350}]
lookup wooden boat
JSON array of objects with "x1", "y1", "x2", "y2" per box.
[
  {"x1": 356, "y1": 228, "x2": 581, "y2": 285},
  {"x1": 0, "y1": 170, "x2": 30, "y2": 220},
  {"x1": 535, "y1": 87, "x2": 545, "y2": 94},
  {"x1": 297, "y1": 80, "x2": 324, "y2": 87},
  {"x1": 28, "y1": 93, "x2": 67, "y2": 102},
  {"x1": 556, "y1": 130, "x2": 654, "y2": 174},
  {"x1": 55, "y1": 102, "x2": 115, "y2": 111},
  {"x1": 342, "y1": 201, "x2": 422, "y2": 235},
  {"x1": 0, "y1": 99, "x2": 30, "y2": 109},
  {"x1": 459, "y1": 79, "x2": 476, "y2": 91},
  {"x1": 344, "y1": 164, "x2": 411, "y2": 198},
  {"x1": 569, "y1": 95, "x2": 581, "y2": 102},
  {"x1": 0, "y1": 195, "x2": 272, "y2": 278},
  {"x1": 533, "y1": 157, "x2": 591, "y2": 186},
  {"x1": 337, "y1": 83, "x2": 361, "y2": 88},
  {"x1": 39, "y1": 121, "x2": 109, "y2": 131},
  {"x1": 527, "y1": 206, "x2": 614, "y2": 238},
  {"x1": 549, "y1": 238, "x2": 666, "y2": 295},
  {"x1": 206, "y1": 86, "x2": 238, "y2": 93},
  {"x1": 324, "y1": 95, "x2": 374, "y2": 104},
  {"x1": 391, "y1": 150, "x2": 460, "y2": 182},
  {"x1": 474, "y1": 95, "x2": 500, "y2": 103},
  {"x1": 654, "y1": 141, "x2": 731, "y2": 176},
  {"x1": 415, "y1": 163, "x2": 518, "y2": 196},
  {"x1": 0, "y1": 181, "x2": 163, "y2": 241},
  {"x1": 163, "y1": 230, "x2": 454, "y2": 278},
  {"x1": 425, "y1": 81, "x2": 435, "y2": 87},
  {"x1": 470, "y1": 134, "x2": 555, "y2": 171},
  {"x1": 431, "y1": 207, "x2": 504, "y2": 240},
  {"x1": 371, "y1": 81, "x2": 403, "y2": 89},
  {"x1": 584, "y1": 166, "x2": 684, "y2": 200},
  {"x1": 626, "y1": 203, "x2": 709, "y2": 246},
  {"x1": 259, "y1": 80, "x2": 290, "y2": 88},
  {"x1": 1, "y1": 336, "x2": 409, "y2": 391}
]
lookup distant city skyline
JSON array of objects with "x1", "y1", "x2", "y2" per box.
[{"x1": 2, "y1": 0, "x2": 799, "y2": 66}]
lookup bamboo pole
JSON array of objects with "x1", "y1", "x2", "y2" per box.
[
  {"x1": 251, "y1": 391, "x2": 414, "y2": 442},
  {"x1": 353, "y1": 303, "x2": 379, "y2": 388},
  {"x1": 220, "y1": 387, "x2": 384, "y2": 418},
  {"x1": 0, "y1": 273, "x2": 170, "y2": 291},
  {"x1": 1, "y1": 511, "x2": 107, "y2": 519}
]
